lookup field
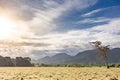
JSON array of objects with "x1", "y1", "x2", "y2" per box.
[{"x1": 0, "y1": 67, "x2": 120, "y2": 80}]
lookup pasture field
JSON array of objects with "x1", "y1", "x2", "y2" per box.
[{"x1": 0, "y1": 67, "x2": 119, "y2": 80}]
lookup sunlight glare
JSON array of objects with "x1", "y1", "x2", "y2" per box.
[{"x1": 0, "y1": 17, "x2": 15, "y2": 39}]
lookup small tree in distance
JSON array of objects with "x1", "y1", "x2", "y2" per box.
[{"x1": 89, "y1": 41, "x2": 110, "y2": 69}]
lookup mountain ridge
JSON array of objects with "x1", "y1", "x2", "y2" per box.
[{"x1": 36, "y1": 48, "x2": 120, "y2": 64}]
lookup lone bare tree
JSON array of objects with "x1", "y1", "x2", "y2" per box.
[{"x1": 89, "y1": 41, "x2": 110, "y2": 69}]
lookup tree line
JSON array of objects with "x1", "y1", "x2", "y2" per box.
[
  {"x1": 35, "y1": 63, "x2": 120, "y2": 68},
  {"x1": 0, "y1": 56, "x2": 34, "y2": 67}
]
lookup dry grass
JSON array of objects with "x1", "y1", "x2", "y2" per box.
[{"x1": 0, "y1": 67, "x2": 119, "y2": 80}]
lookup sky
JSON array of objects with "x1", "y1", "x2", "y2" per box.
[{"x1": 0, "y1": 0, "x2": 120, "y2": 59}]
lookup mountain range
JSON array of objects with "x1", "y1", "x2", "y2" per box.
[{"x1": 35, "y1": 48, "x2": 120, "y2": 64}]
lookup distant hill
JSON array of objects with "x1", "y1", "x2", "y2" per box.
[
  {"x1": 37, "y1": 48, "x2": 120, "y2": 64},
  {"x1": 37, "y1": 53, "x2": 72, "y2": 64}
]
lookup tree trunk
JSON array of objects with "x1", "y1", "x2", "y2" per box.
[{"x1": 104, "y1": 56, "x2": 109, "y2": 69}]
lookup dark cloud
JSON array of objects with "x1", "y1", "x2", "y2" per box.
[
  {"x1": 0, "y1": 40, "x2": 50, "y2": 47},
  {"x1": 21, "y1": 42, "x2": 50, "y2": 47}
]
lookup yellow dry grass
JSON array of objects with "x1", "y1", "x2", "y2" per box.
[{"x1": 0, "y1": 67, "x2": 119, "y2": 80}]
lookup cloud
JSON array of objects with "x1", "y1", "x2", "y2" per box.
[
  {"x1": 2, "y1": 17, "x2": 120, "y2": 59},
  {"x1": 0, "y1": 0, "x2": 99, "y2": 58},
  {"x1": 76, "y1": 17, "x2": 111, "y2": 24},
  {"x1": 81, "y1": 8, "x2": 106, "y2": 17},
  {"x1": 28, "y1": 18, "x2": 120, "y2": 59},
  {"x1": 12, "y1": 2, "x2": 120, "y2": 60},
  {"x1": 27, "y1": 0, "x2": 98, "y2": 35},
  {"x1": 0, "y1": 0, "x2": 98, "y2": 36},
  {"x1": 81, "y1": 6, "x2": 120, "y2": 18},
  {"x1": 1, "y1": 17, "x2": 119, "y2": 59},
  {"x1": 0, "y1": 0, "x2": 119, "y2": 60},
  {"x1": 91, "y1": 18, "x2": 120, "y2": 34}
]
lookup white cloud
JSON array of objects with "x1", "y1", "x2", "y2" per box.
[
  {"x1": 76, "y1": 17, "x2": 110, "y2": 24},
  {"x1": 0, "y1": 0, "x2": 97, "y2": 36},
  {"x1": 0, "y1": 0, "x2": 119, "y2": 60},
  {"x1": 91, "y1": 18, "x2": 120, "y2": 34},
  {"x1": 3, "y1": 18, "x2": 119, "y2": 59},
  {"x1": 28, "y1": 18, "x2": 120, "y2": 58},
  {"x1": 0, "y1": 0, "x2": 98, "y2": 39},
  {"x1": 81, "y1": 8, "x2": 106, "y2": 17},
  {"x1": 27, "y1": 0, "x2": 98, "y2": 35},
  {"x1": 0, "y1": 0, "x2": 98, "y2": 58},
  {"x1": 81, "y1": 6, "x2": 120, "y2": 17}
]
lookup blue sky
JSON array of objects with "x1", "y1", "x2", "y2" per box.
[
  {"x1": 55, "y1": 0, "x2": 120, "y2": 31},
  {"x1": 0, "y1": 0, "x2": 120, "y2": 59}
]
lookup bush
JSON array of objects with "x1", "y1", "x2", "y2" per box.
[
  {"x1": 115, "y1": 64, "x2": 120, "y2": 68},
  {"x1": 109, "y1": 64, "x2": 116, "y2": 67}
]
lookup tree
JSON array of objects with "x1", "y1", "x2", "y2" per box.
[
  {"x1": 89, "y1": 41, "x2": 110, "y2": 69},
  {"x1": 15, "y1": 57, "x2": 34, "y2": 67},
  {"x1": 0, "y1": 56, "x2": 14, "y2": 66}
]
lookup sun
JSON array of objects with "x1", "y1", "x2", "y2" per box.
[{"x1": 0, "y1": 17, "x2": 15, "y2": 39}]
